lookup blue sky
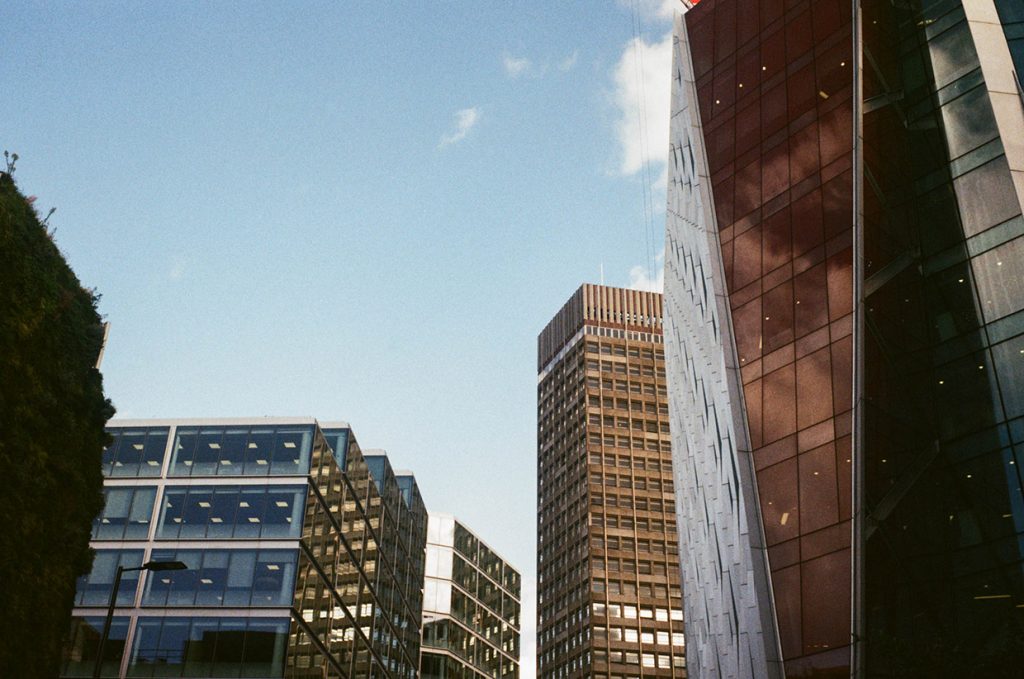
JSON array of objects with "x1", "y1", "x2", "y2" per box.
[{"x1": 3, "y1": 1, "x2": 677, "y2": 673}]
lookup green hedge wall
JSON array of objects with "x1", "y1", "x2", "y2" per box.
[{"x1": 0, "y1": 171, "x2": 114, "y2": 677}]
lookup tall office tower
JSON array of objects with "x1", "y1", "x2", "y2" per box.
[
  {"x1": 664, "y1": 0, "x2": 1024, "y2": 676},
  {"x1": 537, "y1": 285, "x2": 686, "y2": 678},
  {"x1": 61, "y1": 417, "x2": 427, "y2": 679},
  {"x1": 420, "y1": 513, "x2": 522, "y2": 679}
]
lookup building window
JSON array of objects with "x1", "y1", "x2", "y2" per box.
[
  {"x1": 62, "y1": 616, "x2": 129, "y2": 678},
  {"x1": 142, "y1": 548, "x2": 298, "y2": 607},
  {"x1": 156, "y1": 485, "x2": 306, "y2": 540},
  {"x1": 92, "y1": 486, "x2": 157, "y2": 540},
  {"x1": 75, "y1": 550, "x2": 144, "y2": 606},
  {"x1": 103, "y1": 428, "x2": 168, "y2": 477},
  {"x1": 129, "y1": 617, "x2": 288, "y2": 677},
  {"x1": 169, "y1": 426, "x2": 313, "y2": 477}
]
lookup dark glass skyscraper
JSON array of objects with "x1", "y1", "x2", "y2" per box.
[
  {"x1": 664, "y1": 0, "x2": 1024, "y2": 676},
  {"x1": 61, "y1": 418, "x2": 427, "y2": 679},
  {"x1": 537, "y1": 285, "x2": 686, "y2": 678}
]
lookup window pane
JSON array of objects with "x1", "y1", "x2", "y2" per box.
[
  {"x1": 169, "y1": 429, "x2": 198, "y2": 476},
  {"x1": 63, "y1": 616, "x2": 129, "y2": 678},
  {"x1": 954, "y1": 157, "x2": 1020, "y2": 238},
  {"x1": 125, "y1": 487, "x2": 156, "y2": 539},
  {"x1": 157, "y1": 489, "x2": 185, "y2": 539},
  {"x1": 95, "y1": 488, "x2": 132, "y2": 540},
  {"x1": 261, "y1": 487, "x2": 304, "y2": 538},
  {"x1": 196, "y1": 551, "x2": 229, "y2": 606},
  {"x1": 208, "y1": 489, "x2": 238, "y2": 539},
  {"x1": 140, "y1": 429, "x2": 168, "y2": 476},
  {"x1": 928, "y1": 20, "x2": 979, "y2": 89},
  {"x1": 180, "y1": 488, "x2": 213, "y2": 539},
  {"x1": 226, "y1": 551, "x2": 257, "y2": 606},
  {"x1": 193, "y1": 429, "x2": 223, "y2": 476},
  {"x1": 271, "y1": 428, "x2": 311, "y2": 475},
  {"x1": 76, "y1": 550, "x2": 144, "y2": 606},
  {"x1": 253, "y1": 551, "x2": 296, "y2": 605},
  {"x1": 101, "y1": 434, "x2": 119, "y2": 476},
  {"x1": 235, "y1": 488, "x2": 265, "y2": 539},
  {"x1": 114, "y1": 430, "x2": 146, "y2": 477},
  {"x1": 244, "y1": 429, "x2": 274, "y2": 475},
  {"x1": 185, "y1": 618, "x2": 219, "y2": 677},
  {"x1": 219, "y1": 429, "x2": 248, "y2": 475},
  {"x1": 211, "y1": 618, "x2": 246, "y2": 678}
]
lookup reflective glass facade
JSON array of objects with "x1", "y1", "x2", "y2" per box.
[
  {"x1": 61, "y1": 418, "x2": 428, "y2": 679},
  {"x1": 861, "y1": 0, "x2": 1024, "y2": 674},
  {"x1": 683, "y1": 0, "x2": 855, "y2": 674},
  {"x1": 537, "y1": 286, "x2": 686, "y2": 678},
  {"x1": 665, "y1": 0, "x2": 1024, "y2": 675},
  {"x1": 421, "y1": 514, "x2": 521, "y2": 679}
]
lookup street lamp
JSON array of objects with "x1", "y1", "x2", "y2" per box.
[{"x1": 92, "y1": 560, "x2": 187, "y2": 679}]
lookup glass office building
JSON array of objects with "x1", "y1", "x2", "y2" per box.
[
  {"x1": 420, "y1": 513, "x2": 521, "y2": 679},
  {"x1": 60, "y1": 418, "x2": 427, "y2": 679},
  {"x1": 537, "y1": 285, "x2": 686, "y2": 678},
  {"x1": 663, "y1": 0, "x2": 1024, "y2": 676}
]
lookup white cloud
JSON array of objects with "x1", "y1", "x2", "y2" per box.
[
  {"x1": 503, "y1": 55, "x2": 531, "y2": 78},
  {"x1": 439, "y1": 107, "x2": 481, "y2": 148},
  {"x1": 628, "y1": 249, "x2": 665, "y2": 292},
  {"x1": 558, "y1": 50, "x2": 579, "y2": 72},
  {"x1": 611, "y1": 32, "x2": 673, "y2": 183}
]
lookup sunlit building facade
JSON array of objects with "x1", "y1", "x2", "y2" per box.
[
  {"x1": 60, "y1": 417, "x2": 427, "y2": 679},
  {"x1": 664, "y1": 0, "x2": 1024, "y2": 676},
  {"x1": 537, "y1": 285, "x2": 686, "y2": 678},
  {"x1": 420, "y1": 513, "x2": 521, "y2": 678}
]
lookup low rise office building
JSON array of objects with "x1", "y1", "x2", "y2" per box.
[
  {"x1": 61, "y1": 417, "x2": 426, "y2": 679},
  {"x1": 420, "y1": 513, "x2": 521, "y2": 679}
]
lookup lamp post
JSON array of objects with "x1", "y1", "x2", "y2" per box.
[{"x1": 92, "y1": 560, "x2": 187, "y2": 679}]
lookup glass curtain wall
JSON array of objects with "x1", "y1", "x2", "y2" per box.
[
  {"x1": 683, "y1": 0, "x2": 856, "y2": 674},
  {"x1": 421, "y1": 514, "x2": 521, "y2": 679},
  {"x1": 861, "y1": 0, "x2": 1024, "y2": 673},
  {"x1": 63, "y1": 421, "x2": 425, "y2": 679}
]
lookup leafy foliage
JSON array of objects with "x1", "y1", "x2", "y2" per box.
[{"x1": 0, "y1": 168, "x2": 114, "y2": 677}]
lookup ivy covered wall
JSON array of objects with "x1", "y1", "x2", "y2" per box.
[{"x1": 0, "y1": 168, "x2": 114, "y2": 676}]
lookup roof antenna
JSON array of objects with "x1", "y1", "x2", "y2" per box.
[{"x1": 600, "y1": 261, "x2": 605, "y2": 286}]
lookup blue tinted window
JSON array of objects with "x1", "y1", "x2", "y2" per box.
[
  {"x1": 365, "y1": 456, "x2": 387, "y2": 495},
  {"x1": 92, "y1": 487, "x2": 157, "y2": 540},
  {"x1": 62, "y1": 616, "x2": 129, "y2": 678},
  {"x1": 169, "y1": 426, "x2": 313, "y2": 477},
  {"x1": 128, "y1": 617, "x2": 288, "y2": 678},
  {"x1": 143, "y1": 549, "x2": 297, "y2": 607},
  {"x1": 322, "y1": 428, "x2": 349, "y2": 469},
  {"x1": 157, "y1": 485, "x2": 305, "y2": 539},
  {"x1": 75, "y1": 550, "x2": 144, "y2": 606},
  {"x1": 102, "y1": 428, "x2": 168, "y2": 478},
  {"x1": 397, "y1": 475, "x2": 414, "y2": 507}
]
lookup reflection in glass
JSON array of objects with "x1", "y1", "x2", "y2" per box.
[
  {"x1": 92, "y1": 487, "x2": 156, "y2": 540},
  {"x1": 157, "y1": 486, "x2": 305, "y2": 540},
  {"x1": 62, "y1": 616, "x2": 129, "y2": 678},
  {"x1": 75, "y1": 550, "x2": 144, "y2": 606}
]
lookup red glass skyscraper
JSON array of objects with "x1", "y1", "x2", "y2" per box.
[{"x1": 664, "y1": 0, "x2": 1024, "y2": 676}]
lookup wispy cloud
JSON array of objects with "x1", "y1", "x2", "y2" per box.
[
  {"x1": 503, "y1": 55, "x2": 531, "y2": 78},
  {"x1": 439, "y1": 107, "x2": 481, "y2": 148},
  {"x1": 628, "y1": 249, "x2": 665, "y2": 292},
  {"x1": 558, "y1": 50, "x2": 579, "y2": 72},
  {"x1": 611, "y1": 32, "x2": 673, "y2": 186}
]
